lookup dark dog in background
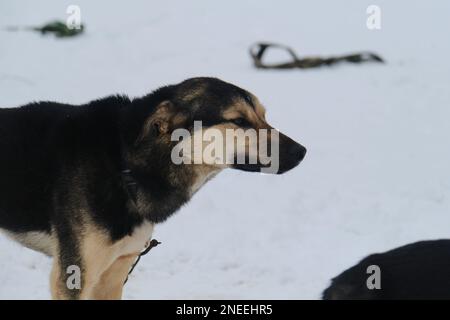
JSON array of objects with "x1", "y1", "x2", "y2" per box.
[
  {"x1": 323, "y1": 240, "x2": 450, "y2": 300},
  {"x1": 0, "y1": 77, "x2": 306, "y2": 299}
]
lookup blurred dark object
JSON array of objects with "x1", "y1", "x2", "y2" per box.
[
  {"x1": 250, "y1": 42, "x2": 384, "y2": 69},
  {"x1": 5, "y1": 20, "x2": 84, "y2": 38},
  {"x1": 323, "y1": 240, "x2": 450, "y2": 300}
]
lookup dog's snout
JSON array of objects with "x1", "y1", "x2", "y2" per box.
[
  {"x1": 289, "y1": 143, "x2": 307, "y2": 162},
  {"x1": 275, "y1": 133, "x2": 307, "y2": 174}
]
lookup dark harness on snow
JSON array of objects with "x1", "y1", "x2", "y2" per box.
[{"x1": 250, "y1": 42, "x2": 384, "y2": 69}]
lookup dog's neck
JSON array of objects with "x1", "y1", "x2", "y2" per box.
[
  {"x1": 118, "y1": 100, "x2": 223, "y2": 222},
  {"x1": 120, "y1": 152, "x2": 221, "y2": 223}
]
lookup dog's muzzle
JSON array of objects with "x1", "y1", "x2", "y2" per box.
[{"x1": 276, "y1": 132, "x2": 306, "y2": 174}]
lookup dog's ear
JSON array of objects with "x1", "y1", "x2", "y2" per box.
[
  {"x1": 136, "y1": 101, "x2": 174, "y2": 143},
  {"x1": 149, "y1": 100, "x2": 175, "y2": 135}
]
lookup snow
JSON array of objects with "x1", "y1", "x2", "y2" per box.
[{"x1": 1, "y1": 0, "x2": 450, "y2": 299}]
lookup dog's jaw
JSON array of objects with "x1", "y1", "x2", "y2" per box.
[{"x1": 189, "y1": 167, "x2": 222, "y2": 196}]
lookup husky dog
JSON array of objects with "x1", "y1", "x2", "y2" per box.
[{"x1": 0, "y1": 77, "x2": 306, "y2": 299}]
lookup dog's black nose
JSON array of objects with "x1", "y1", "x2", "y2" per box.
[{"x1": 289, "y1": 143, "x2": 307, "y2": 162}]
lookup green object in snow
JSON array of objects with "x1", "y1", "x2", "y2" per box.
[
  {"x1": 5, "y1": 20, "x2": 85, "y2": 38},
  {"x1": 33, "y1": 21, "x2": 84, "y2": 38}
]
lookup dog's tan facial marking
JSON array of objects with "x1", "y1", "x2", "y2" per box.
[
  {"x1": 250, "y1": 95, "x2": 267, "y2": 121},
  {"x1": 222, "y1": 95, "x2": 267, "y2": 128}
]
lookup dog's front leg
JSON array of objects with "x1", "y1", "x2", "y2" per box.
[
  {"x1": 50, "y1": 228, "x2": 127, "y2": 300},
  {"x1": 50, "y1": 241, "x2": 86, "y2": 300},
  {"x1": 50, "y1": 253, "x2": 71, "y2": 299},
  {"x1": 88, "y1": 253, "x2": 139, "y2": 299}
]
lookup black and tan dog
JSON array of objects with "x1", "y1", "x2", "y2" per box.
[{"x1": 0, "y1": 77, "x2": 306, "y2": 299}]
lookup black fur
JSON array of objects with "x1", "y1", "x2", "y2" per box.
[
  {"x1": 0, "y1": 96, "x2": 134, "y2": 237},
  {"x1": 323, "y1": 240, "x2": 450, "y2": 300}
]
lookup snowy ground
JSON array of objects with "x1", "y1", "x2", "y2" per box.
[{"x1": 1, "y1": 0, "x2": 450, "y2": 299}]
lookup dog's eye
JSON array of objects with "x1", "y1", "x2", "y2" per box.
[{"x1": 230, "y1": 118, "x2": 249, "y2": 127}]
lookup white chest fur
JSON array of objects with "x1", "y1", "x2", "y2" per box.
[
  {"x1": 1, "y1": 220, "x2": 154, "y2": 260},
  {"x1": 115, "y1": 221, "x2": 154, "y2": 257}
]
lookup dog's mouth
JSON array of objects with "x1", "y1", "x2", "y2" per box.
[
  {"x1": 232, "y1": 141, "x2": 306, "y2": 174},
  {"x1": 232, "y1": 163, "x2": 265, "y2": 173}
]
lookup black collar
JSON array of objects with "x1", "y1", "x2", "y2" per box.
[
  {"x1": 121, "y1": 168, "x2": 138, "y2": 207},
  {"x1": 120, "y1": 136, "x2": 139, "y2": 208}
]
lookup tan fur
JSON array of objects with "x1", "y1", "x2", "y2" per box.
[
  {"x1": 171, "y1": 113, "x2": 188, "y2": 128},
  {"x1": 180, "y1": 85, "x2": 207, "y2": 104},
  {"x1": 250, "y1": 95, "x2": 267, "y2": 120},
  {"x1": 217, "y1": 98, "x2": 273, "y2": 165},
  {"x1": 50, "y1": 221, "x2": 153, "y2": 300},
  {"x1": 222, "y1": 96, "x2": 267, "y2": 128},
  {"x1": 189, "y1": 166, "x2": 221, "y2": 196},
  {"x1": 1, "y1": 229, "x2": 55, "y2": 256},
  {"x1": 88, "y1": 253, "x2": 139, "y2": 299},
  {"x1": 174, "y1": 105, "x2": 273, "y2": 175},
  {"x1": 50, "y1": 244, "x2": 62, "y2": 299}
]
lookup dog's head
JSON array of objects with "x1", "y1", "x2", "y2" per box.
[{"x1": 132, "y1": 77, "x2": 306, "y2": 175}]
